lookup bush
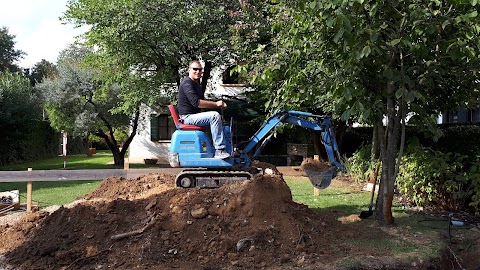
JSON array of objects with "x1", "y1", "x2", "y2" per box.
[
  {"x1": 0, "y1": 71, "x2": 44, "y2": 165},
  {"x1": 396, "y1": 139, "x2": 471, "y2": 211},
  {"x1": 466, "y1": 156, "x2": 480, "y2": 213},
  {"x1": 343, "y1": 144, "x2": 371, "y2": 183}
]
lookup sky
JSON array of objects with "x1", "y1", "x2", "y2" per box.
[{"x1": 0, "y1": 0, "x2": 88, "y2": 68}]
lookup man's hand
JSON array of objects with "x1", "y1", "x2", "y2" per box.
[{"x1": 216, "y1": 100, "x2": 227, "y2": 108}]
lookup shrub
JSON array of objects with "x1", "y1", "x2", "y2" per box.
[
  {"x1": 467, "y1": 156, "x2": 480, "y2": 214},
  {"x1": 0, "y1": 71, "x2": 44, "y2": 165},
  {"x1": 343, "y1": 144, "x2": 371, "y2": 183},
  {"x1": 396, "y1": 139, "x2": 470, "y2": 211}
]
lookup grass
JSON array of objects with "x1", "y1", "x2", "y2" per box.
[
  {"x1": 285, "y1": 176, "x2": 371, "y2": 215},
  {"x1": 285, "y1": 175, "x2": 447, "y2": 261},
  {"x1": 0, "y1": 150, "x2": 116, "y2": 171},
  {"x1": 0, "y1": 150, "x2": 164, "y2": 171},
  {"x1": 0, "y1": 150, "x2": 159, "y2": 208},
  {"x1": 0, "y1": 181, "x2": 102, "y2": 208}
]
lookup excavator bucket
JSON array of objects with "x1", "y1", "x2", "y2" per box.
[{"x1": 304, "y1": 167, "x2": 338, "y2": 189}]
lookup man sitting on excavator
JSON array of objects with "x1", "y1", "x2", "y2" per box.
[{"x1": 177, "y1": 60, "x2": 231, "y2": 159}]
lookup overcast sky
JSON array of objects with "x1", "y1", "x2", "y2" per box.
[{"x1": 0, "y1": 0, "x2": 88, "y2": 68}]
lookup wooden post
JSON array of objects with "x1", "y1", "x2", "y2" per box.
[
  {"x1": 124, "y1": 158, "x2": 129, "y2": 170},
  {"x1": 27, "y1": 168, "x2": 33, "y2": 212},
  {"x1": 313, "y1": 155, "x2": 320, "y2": 197}
]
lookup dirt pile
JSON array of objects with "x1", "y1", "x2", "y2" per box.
[
  {"x1": 79, "y1": 173, "x2": 175, "y2": 201},
  {"x1": 0, "y1": 173, "x2": 331, "y2": 270},
  {"x1": 300, "y1": 158, "x2": 337, "y2": 189},
  {"x1": 300, "y1": 157, "x2": 331, "y2": 172}
]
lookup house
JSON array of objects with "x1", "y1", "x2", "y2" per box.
[
  {"x1": 438, "y1": 108, "x2": 480, "y2": 124},
  {"x1": 127, "y1": 67, "x2": 258, "y2": 164}
]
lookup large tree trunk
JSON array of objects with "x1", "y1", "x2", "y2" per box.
[
  {"x1": 94, "y1": 110, "x2": 141, "y2": 168},
  {"x1": 376, "y1": 82, "x2": 402, "y2": 225},
  {"x1": 201, "y1": 60, "x2": 213, "y2": 93},
  {"x1": 376, "y1": 46, "x2": 409, "y2": 225},
  {"x1": 97, "y1": 131, "x2": 124, "y2": 167},
  {"x1": 120, "y1": 110, "x2": 141, "y2": 163},
  {"x1": 369, "y1": 123, "x2": 381, "y2": 185}
]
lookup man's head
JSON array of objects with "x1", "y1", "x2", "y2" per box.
[{"x1": 188, "y1": 60, "x2": 203, "y2": 81}]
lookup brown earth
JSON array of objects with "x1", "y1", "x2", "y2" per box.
[
  {"x1": 0, "y1": 169, "x2": 477, "y2": 270},
  {"x1": 300, "y1": 157, "x2": 331, "y2": 172}
]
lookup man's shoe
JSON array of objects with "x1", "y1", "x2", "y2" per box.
[{"x1": 214, "y1": 149, "x2": 231, "y2": 159}]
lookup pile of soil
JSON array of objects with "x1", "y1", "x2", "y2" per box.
[
  {"x1": 79, "y1": 173, "x2": 175, "y2": 201},
  {"x1": 300, "y1": 158, "x2": 331, "y2": 172},
  {"x1": 0, "y1": 173, "x2": 334, "y2": 270},
  {"x1": 0, "y1": 170, "x2": 453, "y2": 269}
]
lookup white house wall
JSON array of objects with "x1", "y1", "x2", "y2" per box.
[{"x1": 128, "y1": 105, "x2": 171, "y2": 163}]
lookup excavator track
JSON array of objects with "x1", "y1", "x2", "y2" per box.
[{"x1": 175, "y1": 168, "x2": 255, "y2": 188}]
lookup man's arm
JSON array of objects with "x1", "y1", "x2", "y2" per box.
[{"x1": 198, "y1": 100, "x2": 227, "y2": 109}]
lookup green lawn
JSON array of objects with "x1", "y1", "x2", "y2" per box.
[
  {"x1": 0, "y1": 151, "x2": 160, "y2": 208},
  {"x1": 0, "y1": 150, "x2": 115, "y2": 171},
  {"x1": 0, "y1": 150, "x2": 165, "y2": 171},
  {"x1": 285, "y1": 176, "x2": 371, "y2": 215},
  {"x1": 0, "y1": 180, "x2": 103, "y2": 208}
]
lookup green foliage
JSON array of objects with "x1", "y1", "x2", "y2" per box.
[
  {"x1": 24, "y1": 59, "x2": 58, "y2": 86},
  {"x1": 18, "y1": 121, "x2": 58, "y2": 162},
  {"x1": 37, "y1": 45, "x2": 129, "y2": 138},
  {"x1": 396, "y1": 139, "x2": 471, "y2": 211},
  {"x1": 234, "y1": 0, "x2": 480, "y2": 122},
  {"x1": 63, "y1": 0, "x2": 239, "y2": 101},
  {"x1": 342, "y1": 144, "x2": 371, "y2": 183},
  {"x1": 0, "y1": 26, "x2": 24, "y2": 72},
  {"x1": 233, "y1": 1, "x2": 480, "y2": 224},
  {"x1": 0, "y1": 71, "x2": 45, "y2": 165},
  {"x1": 436, "y1": 124, "x2": 480, "y2": 159},
  {"x1": 466, "y1": 156, "x2": 480, "y2": 212},
  {"x1": 36, "y1": 45, "x2": 137, "y2": 166}
]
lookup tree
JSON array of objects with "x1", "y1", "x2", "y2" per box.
[
  {"x1": 234, "y1": 0, "x2": 480, "y2": 224},
  {"x1": 0, "y1": 70, "x2": 42, "y2": 165},
  {"x1": 37, "y1": 45, "x2": 139, "y2": 166},
  {"x1": 24, "y1": 59, "x2": 58, "y2": 86},
  {"x1": 0, "y1": 26, "x2": 24, "y2": 72},
  {"x1": 62, "y1": 0, "x2": 240, "y2": 95}
]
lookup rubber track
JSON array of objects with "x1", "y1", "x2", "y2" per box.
[{"x1": 176, "y1": 169, "x2": 253, "y2": 188}]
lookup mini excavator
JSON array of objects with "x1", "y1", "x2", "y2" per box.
[{"x1": 167, "y1": 105, "x2": 344, "y2": 189}]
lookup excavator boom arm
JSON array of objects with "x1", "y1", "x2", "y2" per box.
[{"x1": 241, "y1": 110, "x2": 344, "y2": 169}]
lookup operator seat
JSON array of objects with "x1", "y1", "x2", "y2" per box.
[{"x1": 168, "y1": 105, "x2": 205, "y2": 131}]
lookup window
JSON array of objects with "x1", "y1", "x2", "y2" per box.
[
  {"x1": 472, "y1": 109, "x2": 480, "y2": 123},
  {"x1": 150, "y1": 114, "x2": 175, "y2": 141}
]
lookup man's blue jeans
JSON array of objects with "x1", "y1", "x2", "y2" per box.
[{"x1": 180, "y1": 111, "x2": 227, "y2": 150}]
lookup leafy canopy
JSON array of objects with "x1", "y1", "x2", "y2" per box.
[
  {"x1": 37, "y1": 45, "x2": 129, "y2": 138},
  {"x1": 234, "y1": 0, "x2": 480, "y2": 125},
  {"x1": 63, "y1": 0, "x2": 240, "y2": 99},
  {"x1": 0, "y1": 26, "x2": 25, "y2": 72}
]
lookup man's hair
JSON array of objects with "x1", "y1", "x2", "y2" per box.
[{"x1": 189, "y1": 60, "x2": 202, "y2": 68}]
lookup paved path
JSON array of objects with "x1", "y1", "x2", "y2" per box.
[
  {"x1": 0, "y1": 167, "x2": 304, "y2": 182},
  {"x1": 0, "y1": 168, "x2": 182, "y2": 182}
]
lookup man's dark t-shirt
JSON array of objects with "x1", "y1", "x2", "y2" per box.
[{"x1": 177, "y1": 77, "x2": 204, "y2": 115}]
